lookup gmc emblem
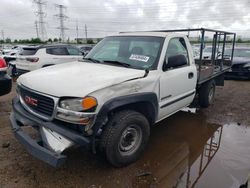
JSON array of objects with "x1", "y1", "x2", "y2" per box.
[{"x1": 24, "y1": 96, "x2": 38, "y2": 106}]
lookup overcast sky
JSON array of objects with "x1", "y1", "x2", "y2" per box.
[{"x1": 0, "y1": 0, "x2": 250, "y2": 40}]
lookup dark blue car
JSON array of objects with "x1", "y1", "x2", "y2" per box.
[{"x1": 225, "y1": 47, "x2": 250, "y2": 79}]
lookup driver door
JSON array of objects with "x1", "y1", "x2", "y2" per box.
[{"x1": 158, "y1": 37, "x2": 197, "y2": 120}]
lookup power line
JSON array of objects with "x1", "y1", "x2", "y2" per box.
[
  {"x1": 68, "y1": 0, "x2": 250, "y2": 11},
  {"x1": 0, "y1": 0, "x2": 247, "y2": 19},
  {"x1": 0, "y1": 0, "x2": 249, "y2": 39},
  {"x1": 55, "y1": 4, "x2": 68, "y2": 42}
]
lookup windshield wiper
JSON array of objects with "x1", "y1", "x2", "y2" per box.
[
  {"x1": 102, "y1": 60, "x2": 131, "y2": 68},
  {"x1": 83, "y1": 57, "x2": 102, "y2": 64},
  {"x1": 83, "y1": 58, "x2": 132, "y2": 68}
]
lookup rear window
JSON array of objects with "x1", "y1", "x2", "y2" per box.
[
  {"x1": 80, "y1": 47, "x2": 92, "y2": 51},
  {"x1": 67, "y1": 47, "x2": 81, "y2": 55},
  {"x1": 20, "y1": 48, "x2": 38, "y2": 55},
  {"x1": 46, "y1": 47, "x2": 69, "y2": 55}
]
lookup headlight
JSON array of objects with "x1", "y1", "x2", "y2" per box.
[
  {"x1": 56, "y1": 97, "x2": 97, "y2": 129},
  {"x1": 59, "y1": 97, "x2": 97, "y2": 112}
]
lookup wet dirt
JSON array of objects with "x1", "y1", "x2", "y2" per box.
[{"x1": 0, "y1": 80, "x2": 250, "y2": 188}]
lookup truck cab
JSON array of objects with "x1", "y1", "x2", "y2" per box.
[{"x1": 10, "y1": 29, "x2": 236, "y2": 167}]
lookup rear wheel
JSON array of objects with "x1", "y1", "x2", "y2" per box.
[
  {"x1": 99, "y1": 110, "x2": 150, "y2": 167},
  {"x1": 199, "y1": 80, "x2": 216, "y2": 108}
]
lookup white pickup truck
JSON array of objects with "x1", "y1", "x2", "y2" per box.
[{"x1": 10, "y1": 28, "x2": 236, "y2": 167}]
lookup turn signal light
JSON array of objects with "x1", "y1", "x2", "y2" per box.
[
  {"x1": 82, "y1": 97, "x2": 97, "y2": 110},
  {"x1": 26, "y1": 57, "x2": 39, "y2": 63},
  {"x1": 0, "y1": 58, "x2": 7, "y2": 68}
]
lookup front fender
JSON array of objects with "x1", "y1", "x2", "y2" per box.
[{"x1": 93, "y1": 92, "x2": 158, "y2": 134}]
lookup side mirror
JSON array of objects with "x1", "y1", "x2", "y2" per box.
[
  {"x1": 81, "y1": 51, "x2": 86, "y2": 56},
  {"x1": 163, "y1": 54, "x2": 187, "y2": 71}
]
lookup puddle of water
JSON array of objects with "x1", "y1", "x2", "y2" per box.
[
  {"x1": 3, "y1": 98, "x2": 249, "y2": 188},
  {"x1": 128, "y1": 112, "x2": 250, "y2": 188},
  {"x1": 194, "y1": 123, "x2": 250, "y2": 188}
]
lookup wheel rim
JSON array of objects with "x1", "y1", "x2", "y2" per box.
[
  {"x1": 118, "y1": 125, "x2": 142, "y2": 156},
  {"x1": 208, "y1": 85, "x2": 215, "y2": 104}
]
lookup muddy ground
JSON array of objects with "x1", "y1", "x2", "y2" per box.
[{"x1": 0, "y1": 80, "x2": 250, "y2": 188}]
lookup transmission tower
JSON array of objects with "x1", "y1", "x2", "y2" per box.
[
  {"x1": 55, "y1": 4, "x2": 68, "y2": 42},
  {"x1": 35, "y1": 21, "x2": 39, "y2": 38},
  {"x1": 33, "y1": 0, "x2": 47, "y2": 41}
]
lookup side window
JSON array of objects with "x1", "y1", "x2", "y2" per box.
[
  {"x1": 164, "y1": 38, "x2": 189, "y2": 70},
  {"x1": 67, "y1": 47, "x2": 81, "y2": 55},
  {"x1": 46, "y1": 47, "x2": 69, "y2": 55}
]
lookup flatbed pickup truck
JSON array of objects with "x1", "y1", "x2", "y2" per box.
[{"x1": 10, "y1": 28, "x2": 236, "y2": 167}]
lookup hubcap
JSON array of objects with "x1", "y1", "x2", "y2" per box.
[
  {"x1": 208, "y1": 86, "x2": 215, "y2": 104},
  {"x1": 119, "y1": 125, "x2": 142, "y2": 156}
]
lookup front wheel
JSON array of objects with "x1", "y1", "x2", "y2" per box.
[{"x1": 99, "y1": 110, "x2": 150, "y2": 167}]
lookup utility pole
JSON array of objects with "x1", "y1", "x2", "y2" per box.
[
  {"x1": 1, "y1": 30, "x2": 4, "y2": 42},
  {"x1": 76, "y1": 21, "x2": 79, "y2": 44},
  {"x1": 55, "y1": 4, "x2": 68, "y2": 43},
  {"x1": 84, "y1": 24, "x2": 87, "y2": 43},
  {"x1": 1, "y1": 30, "x2": 4, "y2": 48},
  {"x1": 35, "y1": 21, "x2": 39, "y2": 38},
  {"x1": 33, "y1": 0, "x2": 47, "y2": 41}
]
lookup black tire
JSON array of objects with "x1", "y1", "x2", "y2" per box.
[
  {"x1": 199, "y1": 80, "x2": 216, "y2": 108},
  {"x1": 99, "y1": 110, "x2": 150, "y2": 167}
]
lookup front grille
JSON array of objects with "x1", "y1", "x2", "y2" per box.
[{"x1": 19, "y1": 86, "x2": 55, "y2": 118}]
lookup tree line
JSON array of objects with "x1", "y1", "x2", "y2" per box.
[{"x1": 0, "y1": 38, "x2": 96, "y2": 44}]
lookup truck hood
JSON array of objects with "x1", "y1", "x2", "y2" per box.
[{"x1": 18, "y1": 61, "x2": 145, "y2": 97}]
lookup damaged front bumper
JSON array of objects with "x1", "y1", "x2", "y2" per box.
[{"x1": 10, "y1": 97, "x2": 91, "y2": 167}]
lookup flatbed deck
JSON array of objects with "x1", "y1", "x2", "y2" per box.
[{"x1": 197, "y1": 64, "x2": 231, "y2": 85}]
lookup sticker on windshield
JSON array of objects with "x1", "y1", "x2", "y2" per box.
[{"x1": 129, "y1": 54, "x2": 150, "y2": 62}]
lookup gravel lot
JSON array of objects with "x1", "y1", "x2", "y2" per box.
[{"x1": 0, "y1": 80, "x2": 250, "y2": 188}]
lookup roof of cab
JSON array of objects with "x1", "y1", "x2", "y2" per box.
[
  {"x1": 38, "y1": 44, "x2": 75, "y2": 49},
  {"x1": 112, "y1": 32, "x2": 174, "y2": 37}
]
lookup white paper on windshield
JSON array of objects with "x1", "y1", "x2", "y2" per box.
[{"x1": 129, "y1": 54, "x2": 150, "y2": 62}]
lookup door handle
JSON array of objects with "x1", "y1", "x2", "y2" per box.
[{"x1": 188, "y1": 72, "x2": 194, "y2": 79}]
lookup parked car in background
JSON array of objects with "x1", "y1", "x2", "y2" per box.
[
  {"x1": 1, "y1": 45, "x2": 13, "y2": 55},
  {"x1": 193, "y1": 45, "x2": 222, "y2": 60},
  {"x1": 15, "y1": 44, "x2": 84, "y2": 75},
  {"x1": 1, "y1": 45, "x2": 23, "y2": 56},
  {"x1": 225, "y1": 47, "x2": 250, "y2": 79},
  {"x1": 1, "y1": 45, "x2": 24, "y2": 72},
  {"x1": 0, "y1": 58, "x2": 12, "y2": 96},
  {"x1": 2, "y1": 46, "x2": 27, "y2": 77},
  {"x1": 78, "y1": 45, "x2": 94, "y2": 56}
]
